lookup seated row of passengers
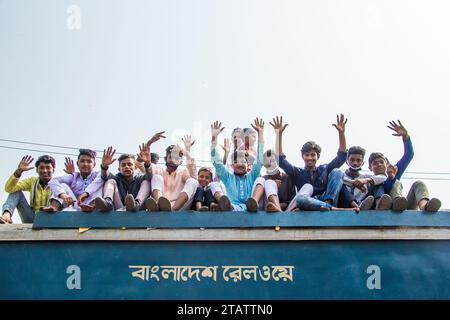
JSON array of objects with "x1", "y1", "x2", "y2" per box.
[{"x1": 0, "y1": 115, "x2": 442, "y2": 224}]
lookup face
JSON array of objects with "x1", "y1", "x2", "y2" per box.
[
  {"x1": 347, "y1": 154, "x2": 364, "y2": 170},
  {"x1": 166, "y1": 148, "x2": 182, "y2": 167},
  {"x1": 302, "y1": 151, "x2": 319, "y2": 169},
  {"x1": 264, "y1": 154, "x2": 278, "y2": 171},
  {"x1": 244, "y1": 133, "x2": 257, "y2": 147},
  {"x1": 232, "y1": 157, "x2": 248, "y2": 175},
  {"x1": 232, "y1": 130, "x2": 243, "y2": 148},
  {"x1": 119, "y1": 158, "x2": 136, "y2": 177},
  {"x1": 77, "y1": 155, "x2": 95, "y2": 176},
  {"x1": 37, "y1": 163, "x2": 55, "y2": 183},
  {"x1": 197, "y1": 171, "x2": 212, "y2": 188},
  {"x1": 370, "y1": 157, "x2": 387, "y2": 175}
]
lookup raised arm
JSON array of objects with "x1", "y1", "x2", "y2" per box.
[
  {"x1": 146, "y1": 131, "x2": 166, "y2": 148},
  {"x1": 250, "y1": 117, "x2": 265, "y2": 178},
  {"x1": 270, "y1": 116, "x2": 288, "y2": 156},
  {"x1": 387, "y1": 120, "x2": 413, "y2": 179},
  {"x1": 181, "y1": 135, "x2": 197, "y2": 179},
  {"x1": 5, "y1": 155, "x2": 35, "y2": 193},
  {"x1": 210, "y1": 121, "x2": 229, "y2": 180},
  {"x1": 100, "y1": 146, "x2": 117, "y2": 181},
  {"x1": 221, "y1": 138, "x2": 231, "y2": 165},
  {"x1": 332, "y1": 114, "x2": 347, "y2": 153},
  {"x1": 137, "y1": 143, "x2": 153, "y2": 181}
]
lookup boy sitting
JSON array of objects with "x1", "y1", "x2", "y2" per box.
[{"x1": 191, "y1": 167, "x2": 217, "y2": 211}]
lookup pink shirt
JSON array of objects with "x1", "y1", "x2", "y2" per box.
[{"x1": 152, "y1": 165, "x2": 193, "y2": 204}]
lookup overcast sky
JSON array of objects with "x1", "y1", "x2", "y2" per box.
[{"x1": 1, "y1": 0, "x2": 449, "y2": 222}]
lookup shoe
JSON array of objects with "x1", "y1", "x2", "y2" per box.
[
  {"x1": 246, "y1": 197, "x2": 258, "y2": 213},
  {"x1": 425, "y1": 198, "x2": 441, "y2": 212},
  {"x1": 41, "y1": 206, "x2": 57, "y2": 213},
  {"x1": 392, "y1": 197, "x2": 407, "y2": 212},
  {"x1": 319, "y1": 206, "x2": 330, "y2": 211},
  {"x1": 79, "y1": 203, "x2": 95, "y2": 212},
  {"x1": 198, "y1": 206, "x2": 209, "y2": 212},
  {"x1": 266, "y1": 202, "x2": 282, "y2": 212},
  {"x1": 94, "y1": 197, "x2": 114, "y2": 212},
  {"x1": 145, "y1": 197, "x2": 159, "y2": 212},
  {"x1": 158, "y1": 197, "x2": 172, "y2": 212},
  {"x1": 218, "y1": 195, "x2": 232, "y2": 211},
  {"x1": 360, "y1": 196, "x2": 374, "y2": 211},
  {"x1": 210, "y1": 203, "x2": 220, "y2": 211},
  {"x1": 375, "y1": 194, "x2": 392, "y2": 210},
  {"x1": 125, "y1": 194, "x2": 139, "y2": 211}
]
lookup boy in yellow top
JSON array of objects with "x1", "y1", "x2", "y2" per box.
[{"x1": 0, "y1": 155, "x2": 56, "y2": 224}]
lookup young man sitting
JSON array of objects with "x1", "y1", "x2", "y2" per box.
[
  {"x1": 1, "y1": 155, "x2": 55, "y2": 224},
  {"x1": 94, "y1": 144, "x2": 152, "y2": 212},
  {"x1": 43, "y1": 149, "x2": 104, "y2": 212}
]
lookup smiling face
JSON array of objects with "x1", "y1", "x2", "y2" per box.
[
  {"x1": 197, "y1": 169, "x2": 212, "y2": 187},
  {"x1": 231, "y1": 151, "x2": 249, "y2": 175},
  {"x1": 37, "y1": 162, "x2": 55, "y2": 183},
  {"x1": 370, "y1": 157, "x2": 387, "y2": 175},
  {"x1": 302, "y1": 151, "x2": 319, "y2": 169},
  {"x1": 119, "y1": 157, "x2": 136, "y2": 177},
  {"x1": 77, "y1": 155, "x2": 95, "y2": 176}
]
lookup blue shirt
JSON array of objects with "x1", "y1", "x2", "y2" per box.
[
  {"x1": 279, "y1": 151, "x2": 347, "y2": 196},
  {"x1": 211, "y1": 143, "x2": 263, "y2": 206},
  {"x1": 383, "y1": 138, "x2": 414, "y2": 194}
]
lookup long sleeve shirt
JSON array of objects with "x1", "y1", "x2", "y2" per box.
[
  {"x1": 152, "y1": 165, "x2": 195, "y2": 204},
  {"x1": 211, "y1": 142, "x2": 263, "y2": 205},
  {"x1": 383, "y1": 137, "x2": 414, "y2": 194},
  {"x1": 279, "y1": 150, "x2": 347, "y2": 196},
  {"x1": 101, "y1": 164, "x2": 152, "y2": 203},
  {"x1": 48, "y1": 171, "x2": 103, "y2": 204},
  {"x1": 343, "y1": 171, "x2": 387, "y2": 203},
  {"x1": 4, "y1": 174, "x2": 52, "y2": 212}
]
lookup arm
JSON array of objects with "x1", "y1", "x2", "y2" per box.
[
  {"x1": 221, "y1": 138, "x2": 231, "y2": 165},
  {"x1": 4, "y1": 155, "x2": 35, "y2": 193},
  {"x1": 84, "y1": 172, "x2": 105, "y2": 198},
  {"x1": 332, "y1": 114, "x2": 348, "y2": 153},
  {"x1": 181, "y1": 135, "x2": 197, "y2": 179},
  {"x1": 100, "y1": 146, "x2": 117, "y2": 181},
  {"x1": 270, "y1": 116, "x2": 288, "y2": 156},
  {"x1": 48, "y1": 174, "x2": 75, "y2": 198},
  {"x1": 388, "y1": 120, "x2": 414, "y2": 180},
  {"x1": 210, "y1": 121, "x2": 230, "y2": 182}
]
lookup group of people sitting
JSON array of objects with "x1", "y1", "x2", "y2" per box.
[{"x1": 0, "y1": 115, "x2": 442, "y2": 224}]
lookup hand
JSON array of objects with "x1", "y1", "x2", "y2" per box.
[
  {"x1": 353, "y1": 179, "x2": 367, "y2": 192},
  {"x1": 269, "y1": 116, "x2": 288, "y2": 134},
  {"x1": 251, "y1": 117, "x2": 265, "y2": 134},
  {"x1": 146, "y1": 131, "x2": 166, "y2": 147},
  {"x1": 102, "y1": 146, "x2": 116, "y2": 168},
  {"x1": 63, "y1": 157, "x2": 76, "y2": 174},
  {"x1": 387, "y1": 120, "x2": 409, "y2": 140},
  {"x1": 221, "y1": 138, "x2": 231, "y2": 153},
  {"x1": 77, "y1": 192, "x2": 89, "y2": 204},
  {"x1": 181, "y1": 135, "x2": 195, "y2": 152},
  {"x1": 17, "y1": 155, "x2": 34, "y2": 175},
  {"x1": 60, "y1": 193, "x2": 75, "y2": 207},
  {"x1": 211, "y1": 121, "x2": 225, "y2": 137},
  {"x1": 137, "y1": 143, "x2": 151, "y2": 165},
  {"x1": 332, "y1": 114, "x2": 348, "y2": 134},
  {"x1": 275, "y1": 179, "x2": 282, "y2": 188},
  {"x1": 387, "y1": 164, "x2": 398, "y2": 180}
]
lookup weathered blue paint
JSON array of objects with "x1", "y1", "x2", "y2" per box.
[
  {"x1": 0, "y1": 240, "x2": 449, "y2": 300},
  {"x1": 32, "y1": 210, "x2": 450, "y2": 229}
]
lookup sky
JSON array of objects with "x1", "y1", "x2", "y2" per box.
[{"x1": 1, "y1": 0, "x2": 449, "y2": 222}]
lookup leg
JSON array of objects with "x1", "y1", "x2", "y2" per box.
[
  {"x1": 264, "y1": 180, "x2": 282, "y2": 212},
  {"x1": 2, "y1": 191, "x2": 35, "y2": 223},
  {"x1": 286, "y1": 184, "x2": 314, "y2": 211},
  {"x1": 320, "y1": 169, "x2": 344, "y2": 206},
  {"x1": 405, "y1": 180, "x2": 440, "y2": 211},
  {"x1": 173, "y1": 178, "x2": 199, "y2": 211},
  {"x1": 247, "y1": 177, "x2": 266, "y2": 212}
]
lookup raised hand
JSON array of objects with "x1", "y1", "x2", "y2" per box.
[
  {"x1": 387, "y1": 120, "x2": 409, "y2": 140},
  {"x1": 16, "y1": 155, "x2": 34, "y2": 175},
  {"x1": 63, "y1": 157, "x2": 76, "y2": 174},
  {"x1": 332, "y1": 114, "x2": 348, "y2": 134},
  {"x1": 101, "y1": 146, "x2": 116, "y2": 168},
  {"x1": 269, "y1": 116, "x2": 288, "y2": 134},
  {"x1": 221, "y1": 138, "x2": 231, "y2": 153},
  {"x1": 181, "y1": 135, "x2": 195, "y2": 152},
  {"x1": 211, "y1": 121, "x2": 225, "y2": 137},
  {"x1": 387, "y1": 163, "x2": 398, "y2": 180},
  {"x1": 137, "y1": 143, "x2": 151, "y2": 165},
  {"x1": 251, "y1": 117, "x2": 265, "y2": 133},
  {"x1": 146, "y1": 131, "x2": 166, "y2": 147}
]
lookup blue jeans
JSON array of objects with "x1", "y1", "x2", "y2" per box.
[
  {"x1": 295, "y1": 169, "x2": 344, "y2": 211},
  {"x1": 2, "y1": 191, "x2": 35, "y2": 223}
]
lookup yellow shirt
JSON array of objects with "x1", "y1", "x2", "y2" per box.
[{"x1": 4, "y1": 174, "x2": 52, "y2": 212}]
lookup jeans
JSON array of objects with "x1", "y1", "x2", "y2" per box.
[
  {"x1": 2, "y1": 191, "x2": 36, "y2": 223},
  {"x1": 295, "y1": 169, "x2": 344, "y2": 211}
]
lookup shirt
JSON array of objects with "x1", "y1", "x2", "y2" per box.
[
  {"x1": 48, "y1": 171, "x2": 103, "y2": 204},
  {"x1": 383, "y1": 137, "x2": 414, "y2": 194},
  {"x1": 152, "y1": 165, "x2": 194, "y2": 204},
  {"x1": 4, "y1": 174, "x2": 52, "y2": 212}
]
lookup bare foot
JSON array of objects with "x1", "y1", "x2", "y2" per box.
[
  {"x1": 41, "y1": 206, "x2": 57, "y2": 213},
  {"x1": 79, "y1": 204, "x2": 95, "y2": 212},
  {"x1": 266, "y1": 202, "x2": 282, "y2": 212}
]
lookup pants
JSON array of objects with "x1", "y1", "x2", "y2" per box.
[
  {"x1": 103, "y1": 179, "x2": 151, "y2": 210},
  {"x1": 390, "y1": 180, "x2": 430, "y2": 210},
  {"x1": 50, "y1": 183, "x2": 102, "y2": 211},
  {"x1": 2, "y1": 191, "x2": 36, "y2": 223},
  {"x1": 295, "y1": 169, "x2": 344, "y2": 211},
  {"x1": 209, "y1": 180, "x2": 264, "y2": 211},
  {"x1": 151, "y1": 175, "x2": 198, "y2": 211}
]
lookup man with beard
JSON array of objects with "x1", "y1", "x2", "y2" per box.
[{"x1": 144, "y1": 133, "x2": 199, "y2": 212}]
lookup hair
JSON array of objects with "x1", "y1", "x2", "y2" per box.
[
  {"x1": 35, "y1": 155, "x2": 56, "y2": 169},
  {"x1": 243, "y1": 127, "x2": 256, "y2": 135},
  {"x1": 198, "y1": 167, "x2": 213, "y2": 179},
  {"x1": 165, "y1": 145, "x2": 183, "y2": 157},
  {"x1": 232, "y1": 150, "x2": 248, "y2": 164},
  {"x1": 78, "y1": 148, "x2": 97, "y2": 160},
  {"x1": 232, "y1": 128, "x2": 242, "y2": 136},
  {"x1": 347, "y1": 146, "x2": 366, "y2": 158},
  {"x1": 118, "y1": 154, "x2": 135, "y2": 163},
  {"x1": 301, "y1": 141, "x2": 322, "y2": 156},
  {"x1": 150, "y1": 152, "x2": 159, "y2": 164},
  {"x1": 368, "y1": 152, "x2": 386, "y2": 167}
]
